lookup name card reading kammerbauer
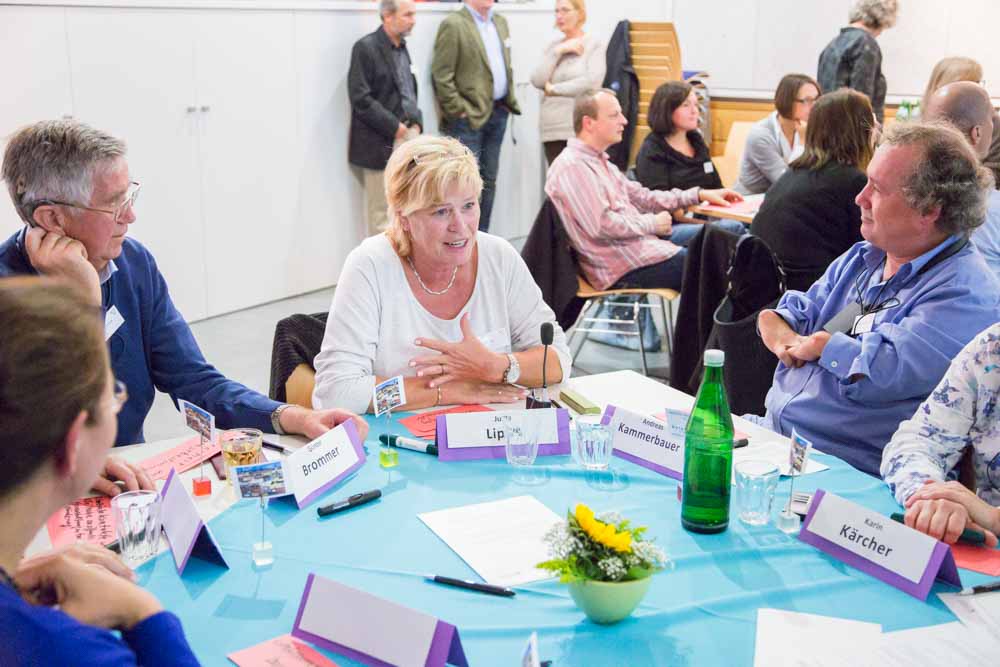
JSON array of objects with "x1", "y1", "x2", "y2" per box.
[
  {"x1": 285, "y1": 420, "x2": 366, "y2": 509},
  {"x1": 436, "y1": 409, "x2": 570, "y2": 461},
  {"x1": 601, "y1": 405, "x2": 685, "y2": 479},
  {"x1": 799, "y1": 489, "x2": 961, "y2": 600}
]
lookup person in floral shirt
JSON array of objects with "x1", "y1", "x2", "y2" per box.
[{"x1": 881, "y1": 322, "x2": 1000, "y2": 546}]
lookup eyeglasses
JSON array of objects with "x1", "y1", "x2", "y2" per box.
[
  {"x1": 39, "y1": 181, "x2": 141, "y2": 224},
  {"x1": 795, "y1": 97, "x2": 818, "y2": 105},
  {"x1": 111, "y1": 380, "x2": 128, "y2": 415}
]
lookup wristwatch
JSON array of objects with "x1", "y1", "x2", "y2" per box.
[
  {"x1": 271, "y1": 404, "x2": 292, "y2": 435},
  {"x1": 502, "y1": 353, "x2": 521, "y2": 385}
]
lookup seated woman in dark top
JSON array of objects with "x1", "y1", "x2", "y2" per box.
[
  {"x1": 750, "y1": 88, "x2": 876, "y2": 291},
  {"x1": 0, "y1": 278, "x2": 198, "y2": 667}
]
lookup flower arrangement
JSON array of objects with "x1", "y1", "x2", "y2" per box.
[{"x1": 538, "y1": 504, "x2": 668, "y2": 583}]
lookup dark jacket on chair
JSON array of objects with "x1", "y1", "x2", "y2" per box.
[
  {"x1": 521, "y1": 199, "x2": 583, "y2": 331},
  {"x1": 269, "y1": 313, "x2": 329, "y2": 403},
  {"x1": 603, "y1": 20, "x2": 639, "y2": 172},
  {"x1": 348, "y1": 26, "x2": 423, "y2": 170}
]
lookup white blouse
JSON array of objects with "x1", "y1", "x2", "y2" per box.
[{"x1": 312, "y1": 232, "x2": 573, "y2": 413}]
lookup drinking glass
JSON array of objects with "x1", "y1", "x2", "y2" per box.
[
  {"x1": 111, "y1": 490, "x2": 162, "y2": 564},
  {"x1": 504, "y1": 417, "x2": 539, "y2": 467},
  {"x1": 573, "y1": 415, "x2": 612, "y2": 470},
  {"x1": 220, "y1": 428, "x2": 263, "y2": 485},
  {"x1": 734, "y1": 460, "x2": 779, "y2": 526}
]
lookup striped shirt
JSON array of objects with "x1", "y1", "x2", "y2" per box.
[{"x1": 545, "y1": 138, "x2": 700, "y2": 290}]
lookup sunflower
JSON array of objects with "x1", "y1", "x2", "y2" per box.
[{"x1": 574, "y1": 503, "x2": 633, "y2": 553}]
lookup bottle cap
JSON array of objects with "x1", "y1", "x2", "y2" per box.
[{"x1": 704, "y1": 349, "x2": 725, "y2": 367}]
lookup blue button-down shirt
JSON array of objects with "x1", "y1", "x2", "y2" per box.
[
  {"x1": 756, "y1": 237, "x2": 1000, "y2": 476},
  {"x1": 465, "y1": 2, "x2": 508, "y2": 101}
]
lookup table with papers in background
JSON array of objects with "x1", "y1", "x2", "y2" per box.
[{"x1": 54, "y1": 370, "x2": 999, "y2": 666}]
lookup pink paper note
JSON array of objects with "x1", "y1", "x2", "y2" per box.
[
  {"x1": 228, "y1": 634, "x2": 339, "y2": 667},
  {"x1": 141, "y1": 435, "x2": 220, "y2": 482},
  {"x1": 951, "y1": 543, "x2": 1000, "y2": 576},
  {"x1": 398, "y1": 404, "x2": 493, "y2": 439},
  {"x1": 46, "y1": 496, "x2": 117, "y2": 548}
]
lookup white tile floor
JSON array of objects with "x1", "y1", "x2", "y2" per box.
[{"x1": 143, "y1": 287, "x2": 671, "y2": 441}]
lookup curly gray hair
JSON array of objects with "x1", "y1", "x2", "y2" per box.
[
  {"x1": 849, "y1": 0, "x2": 899, "y2": 31},
  {"x1": 882, "y1": 120, "x2": 994, "y2": 236},
  {"x1": 2, "y1": 119, "x2": 126, "y2": 225}
]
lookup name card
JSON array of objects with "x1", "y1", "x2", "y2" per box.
[
  {"x1": 435, "y1": 408, "x2": 570, "y2": 461},
  {"x1": 160, "y1": 468, "x2": 229, "y2": 575},
  {"x1": 285, "y1": 420, "x2": 366, "y2": 509},
  {"x1": 799, "y1": 490, "x2": 961, "y2": 600},
  {"x1": 292, "y1": 573, "x2": 468, "y2": 667},
  {"x1": 602, "y1": 405, "x2": 685, "y2": 479}
]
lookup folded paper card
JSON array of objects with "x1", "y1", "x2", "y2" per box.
[
  {"x1": 284, "y1": 419, "x2": 365, "y2": 508},
  {"x1": 399, "y1": 405, "x2": 492, "y2": 439},
  {"x1": 160, "y1": 468, "x2": 229, "y2": 575},
  {"x1": 435, "y1": 408, "x2": 570, "y2": 461},
  {"x1": 141, "y1": 436, "x2": 220, "y2": 482},
  {"x1": 291, "y1": 574, "x2": 468, "y2": 667},
  {"x1": 227, "y1": 633, "x2": 339, "y2": 667},
  {"x1": 602, "y1": 405, "x2": 685, "y2": 479},
  {"x1": 46, "y1": 496, "x2": 116, "y2": 549},
  {"x1": 799, "y1": 489, "x2": 961, "y2": 600}
]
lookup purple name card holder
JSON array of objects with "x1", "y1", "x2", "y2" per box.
[
  {"x1": 601, "y1": 405, "x2": 684, "y2": 481},
  {"x1": 435, "y1": 408, "x2": 571, "y2": 462},
  {"x1": 799, "y1": 489, "x2": 961, "y2": 601},
  {"x1": 291, "y1": 573, "x2": 468, "y2": 667},
  {"x1": 160, "y1": 468, "x2": 228, "y2": 575},
  {"x1": 292, "y1": 419, "x2": 368, "y2": 509}
]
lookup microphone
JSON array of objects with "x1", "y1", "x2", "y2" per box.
[{"x1": 528, "y1": 322, "x2": 555, "y2": 410}]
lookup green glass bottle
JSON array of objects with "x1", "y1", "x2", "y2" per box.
[{"x1": 681, "y1": 349, "x2": 734, "y2": 533}]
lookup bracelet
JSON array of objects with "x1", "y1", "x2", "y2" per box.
[{"x1": 270, "y1": 404, "x2": 292, "y2": 435}]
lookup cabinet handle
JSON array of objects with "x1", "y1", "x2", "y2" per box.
[
  {"x1": 200, "y1": 105, "x2": 211, "y2": 112},
  {"x1": 186, "y1": 106, "x2": 197, "y2": 113}
]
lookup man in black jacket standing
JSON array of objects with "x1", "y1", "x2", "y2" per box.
[{"x1": 348, "y1": 0, "x2": 422, "y2": 236}]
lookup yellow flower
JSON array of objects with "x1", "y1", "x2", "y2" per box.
[{"x1": 574, "y1": 503, "x2": 632, "y2": 553}]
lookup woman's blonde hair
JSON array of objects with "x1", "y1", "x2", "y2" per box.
[
  {"x1": 555, "y1": 0, "x2": 586, "y2": 29},
  {"x1": 384, "y1": 135, "x2": 483, "y2": 257},
  {"x1": 921, "y1": 57, "x2": 984, "y2": 111}
]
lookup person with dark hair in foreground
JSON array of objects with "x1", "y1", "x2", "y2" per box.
[{"x1": 0, "y1": 277, "x2": 199, "y2": 666}]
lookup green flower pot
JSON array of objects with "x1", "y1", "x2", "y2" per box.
[{"x1": 567, "y1": 576, "x2": 653, "y2": 625}]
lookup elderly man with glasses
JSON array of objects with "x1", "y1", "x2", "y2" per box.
[{"x1": 0, "y1": 120, "x2": 368, "y2": 495}]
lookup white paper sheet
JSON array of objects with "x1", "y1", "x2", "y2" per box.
[
  {"x1": 735, "y1": 440, "x2": 829, "y2": 476},
  {"x1": 753, "y1": 609, "x2": 881, "y2": 667},
  {"x1": 417, "y1": 496, "x2": 561, "y2": 586},
  {"x1": 939, "y1": 590, "x2": 1000, "y2": 636},
  {"x1": 871, "y1": 621, "x2": 1000, "y2": 665}
]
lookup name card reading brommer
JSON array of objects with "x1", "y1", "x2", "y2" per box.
[
  {"x1": 284, "y1": 420, "x2": 366, "y2": 509},
  {"x1": 435, "y1": 409, "x2": 571, "y2": 461},
  {"x1": 601, "y1": 405, "x2": 686, "y2": 479},
  {"x1": 799, "y1": 489, "x2": 961, "y2": 600}
]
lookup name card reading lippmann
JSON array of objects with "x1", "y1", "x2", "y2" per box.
[{"x1": 602, "y1": 405, "x2": 685, "y2": 479}]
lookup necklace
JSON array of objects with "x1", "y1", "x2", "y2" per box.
[{"x1": 406, "y1": 256, "x2": 458, "y2": 296}]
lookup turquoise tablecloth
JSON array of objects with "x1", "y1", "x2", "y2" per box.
[{"x1": 140, "y1": 413, "x2": 990, "y2": 666}]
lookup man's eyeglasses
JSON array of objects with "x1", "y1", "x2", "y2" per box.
[{"x1": 39, "y1": 181, "x2": 141, "y2": 224}]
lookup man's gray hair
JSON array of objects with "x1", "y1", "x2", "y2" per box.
[
  {"x1": 2, "y1": 119, "x2": 126, "y2": 225},
  {"x1": 849, "y1": 0, "x2": 899, "y2": 31},
  {"x1": 882, "y1": 120, "x2": 994, "y2": 236},
  {"x1": 380, "y1": 0, "x2": 399, "y2": 17}
]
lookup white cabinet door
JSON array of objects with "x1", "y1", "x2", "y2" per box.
[
  {"x1": 0, "y1": 6, "x2": 74, "y2": 237},
  {"x1": 192, "y1": 11, "x2": 304, "y2": 317},
  {"x1": 66, "y1": 8, "x2": 207, "y2": 321}
]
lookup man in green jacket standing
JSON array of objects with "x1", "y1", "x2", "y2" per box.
[{"x1": 431, "y1": 0, "x2": 521, "y2": 232}]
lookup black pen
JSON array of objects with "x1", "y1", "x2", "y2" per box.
[
  {"x1": 960, "y1": 580, "x2": 1000, "y2": 596},
  {"x1": 426, "y1": 575, "x2": 515, "y2": 597},
  {"x1": 262, "y1": 436, "x2": 293, "y2": 456},
  {"x1": 317, "y1": 489, "x2": 381, "y2": 517},
  {"x1": 379, "y1": 433, "x2": 438, "y2": 456}
]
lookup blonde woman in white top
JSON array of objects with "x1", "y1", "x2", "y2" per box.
[
  {"x1": 312, "y1": 135, "x2": 572, "y2": 414},
  {"x1": 530, "y1": 0, "x2": 606, "y2": 165}
]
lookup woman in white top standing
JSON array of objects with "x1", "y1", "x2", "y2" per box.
[
  {"x1": 734, "y1": 73, "x2": 821, "y2": 195},
  {"x1": 530, "y1": 0, "x2": 606, "y2": 166},
  {"x1": 312, "y1": 135, "x2": 572, "y2": 414}
]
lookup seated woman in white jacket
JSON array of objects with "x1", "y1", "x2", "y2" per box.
[{"x1": 312, "y1": 135, "x2": 572, "y2": 414}]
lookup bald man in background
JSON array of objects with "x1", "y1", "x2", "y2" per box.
[{"x1": 924, "y1": 81, "x2": 1000, "y2": 276}]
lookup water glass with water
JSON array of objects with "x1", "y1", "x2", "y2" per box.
[
  {"x1": 111, "y1": 490, "x2": 163, "y2": 564},
  {"x1": 734, "y1": 460, "x2": 779, "y2": 526},
  {"x1": 504, "y1": 418, "x2": 539, "y2": 467},
  {"x1": 574, "y1": 416, "x2": 612, "y2": 470}
]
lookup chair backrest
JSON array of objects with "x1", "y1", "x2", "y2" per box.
[
  {"x1": 716, "y1": 121, "x2": 754, "y2": 188},
  {"x1": 724, "y1": 234, "x2": 787, "y2": 320},
  {"x1": 268, "y1": 312, "x2": 328, "y2": 402}
]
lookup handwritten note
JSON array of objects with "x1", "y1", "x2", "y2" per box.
[
  {"x1": 398, "y1": 405, "x2": 492, "y2": 439},
  {"x1": 46, "y1": 497, "x2": 116, "y2": 548},
  {"x1": 227, "y1": 633, "x2": 339, "y2": 667},
  {"x1": 141, "y1": 436, "x2": 220, "y2": 482},
  {"x1": 952, "y1": 543, "x2": 1000, "y2": 576}
]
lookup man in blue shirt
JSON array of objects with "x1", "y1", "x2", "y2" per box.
[
  {"x1": 753, "y1": 121, "x2": 1000, "y2": 476},
  {"x1": 0, "y1": 119, "x2": 368, "y2": 494}
]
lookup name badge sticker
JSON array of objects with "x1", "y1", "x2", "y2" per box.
[
  {"x1": 602, "y1": 405, "x2": 684, "y2": 479},
  {"x1": 703, "y1": 161, "x2": 715, "y2": 174},
  {"x1": 851, "y1": 312, "x2": 876, "y2": 336},
  {"x1": 436, "y1": 409, "x2": 571, "y2": 461},
  {"x1": 799, "y1": 489, "x2": 961, "y2": 600},
  {"x1": 285, "y1": 420, "x2": 366, "y2": 509},
  {"x1": 104, "y1": 305, "x2": 125, "y2": 340}
]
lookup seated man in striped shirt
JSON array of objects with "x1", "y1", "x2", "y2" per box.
[{"x1": 545, "y1": 88, "x2": 743, "y2": 291}]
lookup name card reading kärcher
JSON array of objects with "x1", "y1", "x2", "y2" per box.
[
  {"x1": 436, "y1": 408, "x2": 570, "y2": 461},
  {"x1": 601, "y1": 405, "x2": 685, "y2": 479},
  {"x1": 799, "y1": 489, "x2": 961, "y2": 600},
  {"x1": 285, "y1": 420, "x2": 366, "y2": 509}
]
